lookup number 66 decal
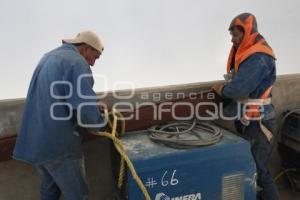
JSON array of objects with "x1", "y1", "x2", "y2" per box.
[{"x1": 161, "y1": 170, "x2": 179, "y2": 187}]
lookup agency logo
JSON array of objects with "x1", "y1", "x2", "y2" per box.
[{"x1": 155, "y1": 192, "x2": 201, "y2": 200}]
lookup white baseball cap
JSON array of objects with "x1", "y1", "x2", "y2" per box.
[{"x1": 62, "y1": 31, "x2": 104, "y2": 53}]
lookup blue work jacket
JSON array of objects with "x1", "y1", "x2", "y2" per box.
[
  {"x1": 13, "y1": 44, "x2": 104, "y2": 164},
  {"x1": 222, "y1": 53, "x2": 276, "y2": 120}
]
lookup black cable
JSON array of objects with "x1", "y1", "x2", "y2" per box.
[
  {"x1": 148, "y1": 119, "x2": 222, "y2": 149},
  {"x1": 269, "y1": 108, "x2": 300, "y2": 157}
]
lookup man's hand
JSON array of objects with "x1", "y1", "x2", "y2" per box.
[
  {"x1": 97, "y1": 101, "x2": 109, "y2": 113},
  {"x1": 212, "y1": 82, "x2": 225, "y2": 97}
]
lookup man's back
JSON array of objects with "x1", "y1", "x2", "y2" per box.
[{"x1": 13, "y1": 43, "x2": 102, "y2": 164}]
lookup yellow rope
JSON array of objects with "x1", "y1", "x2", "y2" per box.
[
  {"x1": 273, "y1": 168, "x2": 297, "y2": 182},
  {"x1": 273, "y1": 170, "x2": 286, "y2": 182},
  {"x1": 93, "y1": 109, "x2": 151, "y2": 200},
  {"x1": 104, "y1": 109, "x2": 126, "y2": 187}
]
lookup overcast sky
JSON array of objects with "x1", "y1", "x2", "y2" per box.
[{"x1": 0, "y1": 0, "x2": 299, "y2": 100}]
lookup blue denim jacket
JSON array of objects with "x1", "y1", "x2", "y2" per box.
[
  {"x1": 13, "y1": 44, "x2": 104, "y2": 164},
  {"x1": 222, "y1": 53, "x2": 276, "y2": 120}
]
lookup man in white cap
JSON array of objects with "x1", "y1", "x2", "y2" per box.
[
  {"x1": 63, "y1": 31, "x2": 104, "y2": 66},
  {"x1": 13, "y1": 31, "x2": 105, "y2": 200}
]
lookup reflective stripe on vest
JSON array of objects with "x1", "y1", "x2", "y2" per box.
[{"x1": 243, "y1": 86, "x2": 272, "y2": 120}]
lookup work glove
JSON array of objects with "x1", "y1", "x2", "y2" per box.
[{"x1": 212, "y1": 83, "x2": 225, "y2": 97}]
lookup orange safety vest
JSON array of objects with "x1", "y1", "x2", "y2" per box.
[{"x1": 227, "y1": 13, "x2": 276, "y2": 121}]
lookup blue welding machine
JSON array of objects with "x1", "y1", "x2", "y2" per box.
[{"x1": 121, "y1": 123, "x2": 257, "y2": 200}]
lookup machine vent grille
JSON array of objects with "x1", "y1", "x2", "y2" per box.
[{"x1": 222, "y1": 173, "x2": 245, "y2": 200}]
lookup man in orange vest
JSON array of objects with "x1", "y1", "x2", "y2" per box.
[{"x1": 212, "y1": 13, "x2": 279, "y2": 200}]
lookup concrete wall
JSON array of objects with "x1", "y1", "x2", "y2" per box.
[{"x1": 0, "y1": 74, "x2": 299, "y2": 200}]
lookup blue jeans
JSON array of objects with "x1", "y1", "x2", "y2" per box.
[
  {"x1": 236, "y1": 119, "x2": 279, "y2": 200},
  {"x1": 35, "y1": 157, "x2": 88, "y2": 200}
]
